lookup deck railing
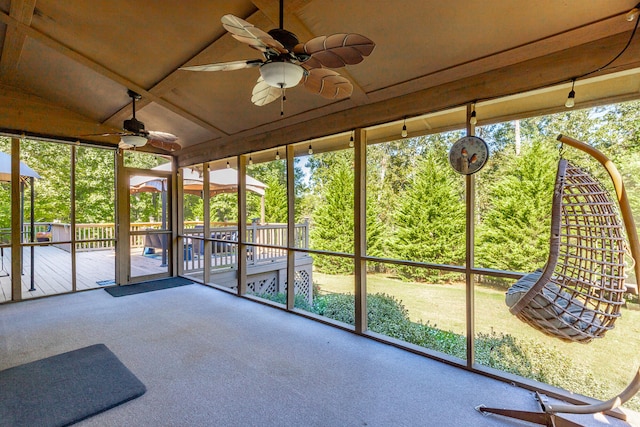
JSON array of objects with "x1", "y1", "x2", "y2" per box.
[
  {"x1": 181, "y1": 222, "x2": 309, "y2": 273},
  {"x1": 2, "y1": 221, "x2": 310, "y2": 254}
]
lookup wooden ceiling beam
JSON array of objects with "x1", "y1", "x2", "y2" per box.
[
  {"x1": 250, "y1": 0, "x2": 310, "y2": 35},
  {"x1": 101, "y1": 7, "x2": 281, "y2": 131},
  {"x1": 0, "y1": 9, "x2": 225, "y2": 137},
  {"x1": 367, "y1": 13, "x2": 637, "y2": 104},
  {"x1": 177, "y1": 31, "x2": 640, "y2": 167},
  {"x1": 0, "y1": 0, "x2": 36, "y2": 81},
  {"x1": 101, "y1": 10, "x2": 254, "y2": 129},
  {"x1": 0, "y1": 83, "x2": 120, "y2": 140},
  {"x1": 102, "y1": 4, "x2": 319, "y2": 132}
]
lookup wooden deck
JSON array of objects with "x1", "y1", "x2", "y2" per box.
[
  {"x1": 0, "y1": 246, "x2": 168, "y2": 303},
  {"x1": 0, "y1": 241, "x2": 314, "y2": 303}
]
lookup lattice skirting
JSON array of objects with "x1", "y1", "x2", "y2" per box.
[
  {"x1": 247, "y1": 274, "x2": 278, "y2": 295},
  {"x1": 246, "y1": 263, "x2": 313, "y2": 304}
]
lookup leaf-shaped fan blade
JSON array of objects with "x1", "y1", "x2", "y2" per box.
[
  {"x1": 221, "y1": 14, "x2": 286, "y2": 53},
  {"x1": 181, "y1": 59, "x2": 263, "y2": 72},
  {"x1": 300, "y1": 56, "x2": 323, "y2": 71},
  {"x1": 295, "y1": 34, "x2": 375, "y2": 69},
  {"x1": 80, "y1": 131, "x2": 126, "y2": 137},
  {"x1": 251, "y1": 77, "x2": 282, "y2": 106},
  {"x1": 302, "y1": 68, "x2": 353, "y2": 100},
  {"x1": 147, "y1": 131, "x2": 181, "y2": 152}
]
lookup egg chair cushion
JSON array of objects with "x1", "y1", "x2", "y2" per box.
[{"x1": 505, "y1": 269, "x2": 602, "y2": 337}]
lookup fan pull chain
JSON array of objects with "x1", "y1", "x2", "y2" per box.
[{"x1": 280, "y1": 86, "x2": 286, "y2": 116}]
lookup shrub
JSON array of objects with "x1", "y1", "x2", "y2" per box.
[
  {"x1": 261, "y1": 290, "x2": 634, "y2": 410},
  {"x1": 253, "y1": 292, "x2": 313, "y2": 312},
  {"x1": 474, "y1": 331, "x2": 611, "y2": 405}
]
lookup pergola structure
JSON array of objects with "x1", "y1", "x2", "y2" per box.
[{"x1": 2, "y1": 1, "x2": 640, "y2": 424}]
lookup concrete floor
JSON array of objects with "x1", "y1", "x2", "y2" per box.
[{"x1": 0, "y1": 283, "x2": 637, "y2": 427}]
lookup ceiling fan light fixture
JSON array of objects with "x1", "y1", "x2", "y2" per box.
[
  {"x1": 121, "y1": 134, "x2": 148, "y2": 147},
  {"x1": 260, "y1": 61, "x2": 304, "y2": 88}
]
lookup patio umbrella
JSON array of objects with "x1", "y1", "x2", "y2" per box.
[
  {"x1": 129, "y1": 163, "x2": 266, "y2": 197},
  {"x1": 130, "y1": 163, "x2": 267, "y2": 222},
  {"x1": 0, "y1": 151, "x2": 41, "y2": 292},
  {"x1": 0, "y1": 151, "x2": 41, "y2": 182}
]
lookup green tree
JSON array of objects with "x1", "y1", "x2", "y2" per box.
[
  {"x1": 246, "y1": 157, "x2": 305, "y2": 223},
  {"x1": 476, "y1": 140, "x2": 557, "y2": 273},
  {"x1": 309, "y1": 153, "x2": 354, "y2": 273},
  {"x1": 210, "y1": 193, "x2": 238, "y2": 223},
  {"x1": 18, "y1": 139, "x2": 72, "y2": 224},
  {"x1": 75, "y1": 146, "x2": 115, "y2": 223},
  {"x1": 182, "y1": 194, "x2": 203, "y2": 223},
  {"x1": 262, "y1": 174, "x2": 287, "y2": 223},
  {"x1": 391, "y1": 148, "x2": 466, "y2": 281}
]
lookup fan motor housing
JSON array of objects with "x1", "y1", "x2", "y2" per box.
[
  {"x1": 268, "y1": 28, "x2": 299, "y2": 51},
  {"x1": 124, "y1": 118, "x2": 145, "y2": 134}
]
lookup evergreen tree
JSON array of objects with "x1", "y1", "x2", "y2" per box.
[
  {"x1": 391, "y1": 148, "x2": 466, "y2": 282},
  {"x1": 246, "y1": 157, "x2": 305, "y2": 223},
  {"x1": 309, "y1": 154, "x2": 354, "y2": 273},
  {"x1": 476, "y1": 141, "x2": 557, "y2": 273},
  {"x1": 262, "y1": 174, "x2": 287, "y2": 223}
]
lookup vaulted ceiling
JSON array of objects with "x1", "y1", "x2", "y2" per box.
[{"x1": 1, "y1": 1, "x2": 639, "y2": 166}]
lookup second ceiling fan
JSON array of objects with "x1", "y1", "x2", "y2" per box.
[{"x1": 180, "y1": 1, "x2": 375, "y2": 114}]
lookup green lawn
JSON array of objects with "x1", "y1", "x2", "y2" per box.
[{"x1": 313, "y1": 272, "x2": 640, "y2": 402}]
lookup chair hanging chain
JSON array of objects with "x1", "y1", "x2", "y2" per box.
[{"x1": 558, "y1": 142, "x2": 565, "y2": 159}]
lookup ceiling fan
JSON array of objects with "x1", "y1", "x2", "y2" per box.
[
  {"x1": 180, "y1": 0, "x2": 375, "y2": 114},
  {"x1": 88, "y1": 90, "x2": 181, "y2": 152}
]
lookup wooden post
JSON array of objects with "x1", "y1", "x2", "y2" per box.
[
  {"x1": 175, "y1": 164, "x2": 184, "y2": 277},
  {"x1": 465, "y1": 103, "x2": 476, "y2": 367},
  {"x1": 354, "y1": 128, "x2": 367, "y2": 333},
  {"x1": 115, "y1": 149, "x2": 128, "y2": 284},
  {"x1": 286, "y1": 146, "x2": 295, "y2": 310},
  {"x1": 10, "y1": 138, "x2": 21, "y2": 301},
  {"x1": 202, "y1": 163, "x2": 211, "y2": 284},
  {"x1": 70, "y1": 146, "x2": 77, "y2": 292},
  {"x1": 28, "y1": 177, "x2": 34, "y2": 291},
  {"x1": 237, "y1": 155, "x2": 247, "y2": 296}
]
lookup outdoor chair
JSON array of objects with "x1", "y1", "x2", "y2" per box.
[
  {"x1": 35, "y1": 224, "x2": 52, "y2": 242},
  {"x1": 195, "y1": 230, "x2": 238, "y2": 256},
  {"x1": 143, "y1": 233, "x2": 165, "y2": 255},
  {"x1": 478, "y1": 135, "x2": 640, "y2": 427}
]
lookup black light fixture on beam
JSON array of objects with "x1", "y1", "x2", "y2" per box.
[
  {"x1": 470, "y1": 103, "x2": 478, "y2": 125},
  {"x1": 562, "y1": 4, "x2": 639, "y2": 109},
  {"x1": 565, "y1": 79, "x2": 576, "y2": 108}
]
